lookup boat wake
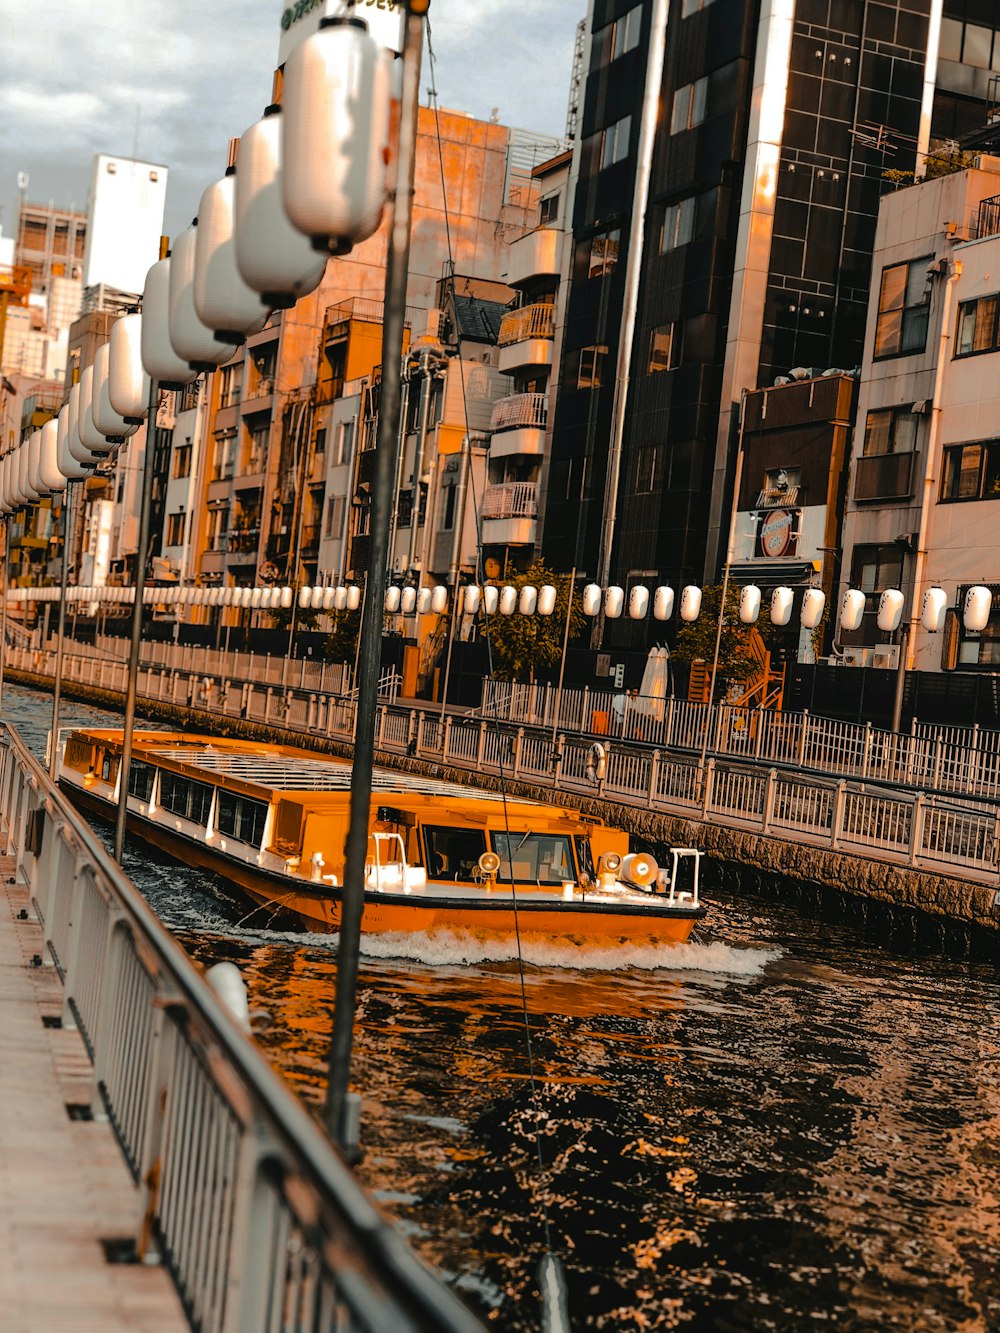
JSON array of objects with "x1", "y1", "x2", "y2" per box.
[{"x1": 353, "y1": 929, "x2": 779, "y2": 976}]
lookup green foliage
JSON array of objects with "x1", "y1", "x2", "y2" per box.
[
  {"x1": 670, "y1": 583, "x2": 762, "y2": 694},
  {"x1": 478, "y1": 561, "x2": 584, "y2": 682},
  {"x1": 322, "y1": 609, "x2": 361, "y2": 663}
]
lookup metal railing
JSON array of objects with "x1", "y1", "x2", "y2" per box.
[
  {"x1": 497, "y1": 302, "x2": 555, "y2": 347},
  {"x1": 0, "y1": 722, "x2": 482, "y2": 1333},
  {"x1": 488, "y1": 392, "x2": 548, "y2": 433},
  {"x1": 480, "y1": 481, "x2": 538, "y2": 520}
]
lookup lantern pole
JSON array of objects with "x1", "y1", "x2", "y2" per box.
[
  {"x1": 114, "y1": 379, "x2": 159, "y2": 862},
  {"x1": 325, "y1": 0, "x2": 427, "y2": 1155},
  {"x1": 49, "y1": 483, "x2": 75, "y2": 780}
]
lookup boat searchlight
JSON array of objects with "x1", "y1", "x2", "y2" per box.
[
  {"x1": 477, "y1": 851, "x2": 501, "y2": 886},
  {"x1": 596, "y1": 851, "x2": 622, "y2": 889}
]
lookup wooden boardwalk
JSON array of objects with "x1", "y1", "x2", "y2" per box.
[{"x1": 0, "y1": 859, "x2": 186, "y2": 1333}]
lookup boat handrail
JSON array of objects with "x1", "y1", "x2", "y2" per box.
[{"x1": 0, "y1": 720, "x2": 482, "y2": 1332}]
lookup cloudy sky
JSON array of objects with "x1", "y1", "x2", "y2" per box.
[{"x1": 2, "y1": 0, "x2": 584, "y2": 245}]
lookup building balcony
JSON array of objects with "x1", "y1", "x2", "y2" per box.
[
  {"x1": 497, "y1": 304, "x2": 555, "y2": 376},
  {"x1": 853, "y1": 451, "x2": 915, "y2": 503},
  {"x1": 481, "y1": 481, "x2": 538, "y2": 520},
  {"x1": 226, "y1": 528, "x2": 260, "y2": 555},
  {"x1": 490, "y1": 425, "x2": 546, "y2": 460},
  {"x1": 481, "y1": 516, "x2": 537, "y2": 547},
  {"x1": 301, "y1": 523, "x2": 321, "y2": 556},
  {"x1": 504, "y1": 227, "x2": 561, "y2": 287},
  {"x1": 489, "y1": 391, "x2": 548, "y2": 434}
]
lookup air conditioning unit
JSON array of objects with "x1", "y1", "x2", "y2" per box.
[
  {"x1": 842, "y1": 647, "x2": 870, "y2": 667},
  {"x1": 871, "y1": 644, "x2": 900, "y2": 670}
]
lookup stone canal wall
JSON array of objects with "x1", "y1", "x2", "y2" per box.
[{"x1": 14, "y1": 667, "x2": 999, "y2": 953}]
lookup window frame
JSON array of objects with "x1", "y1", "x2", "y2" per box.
[
  {"x1": 670, "y1": 76, "x2": 708, "y2": 135},
  {"x1": 956, "y1": 293, "x2": 1000, "y2": 358},
  {"x1": 873, "y1": 256, "x2": 932, "y2": 360},
  {"x1": 600, "y1": 115, "x2": 632, "y2": 169},
  {"x1": 647, "y1": 323, "x2": 679, "y2": 374},
  {"x1": 941, "y1": 438, "x2": 1000, "y2": 502}
]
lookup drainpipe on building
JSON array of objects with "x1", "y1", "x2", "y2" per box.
[
  {"x1": 594, "y1": 0, "x2": 670, "y2": 601},
  {"x1": 891, "y1": 252, "x2": 961, "y2": 732}
]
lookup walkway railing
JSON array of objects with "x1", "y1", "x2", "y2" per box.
[{"x1": 0, "y1": 721, "x2": 481, "y2": 1333}]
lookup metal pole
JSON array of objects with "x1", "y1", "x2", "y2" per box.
[
  {"x1": 551, "y1": 567, "x2": 577, "y2": 761},
  {"x1": 325, "y1": 0, "x2": 425, "y2": 1154},
  {"x1": 49, "y1": 483, "x2": 75, "y2": 780},
  {"x1": 438, "y1": 596, "x2": 458, "y2": 725},
  {"x1": 114, "y1": 380, "x2": 159, "y2": 862}
]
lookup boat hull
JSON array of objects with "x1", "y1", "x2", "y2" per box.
[{"x1": 64, "y1": 782, "x2": 703, "y2": 947}]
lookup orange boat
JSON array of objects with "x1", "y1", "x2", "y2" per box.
[{"x1": 58, "y1": 729, "x2": 705, "y2": 947}]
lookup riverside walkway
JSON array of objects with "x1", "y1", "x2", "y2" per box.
[{"x1": 0, "y1": 865, "x2": 184, "y2": 1332}]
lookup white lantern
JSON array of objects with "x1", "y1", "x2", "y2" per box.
[
  {"x1": 431, "y1": 584, "x2": 448, "y2": 614},
  {"x1": 653, "y1": 586, "x2": 674, "y2": 621},
  {"x1": 800, "y1": 588, "x2": 826, "y2": 630},
  {"x1": 484, "y1": 586, "x2": 500, "y2": 616},
  {"x1": 64, "y1": 385, "x2": 96, "y2": 470},
  {"x1": 322, "y1": 587, "x2": 337, "y2": 611},
  {"x1": 400, "y1": 586, "x2": 417, "y2": 614},
  {"x1": 298, "y1": 586, "x2": 312, "y2": 609},
  {"x1": 250, "y1": 588, "x2": 263, "y2": 609},
  {"x1": 27, "y1": 431, "x2": 48, "y2": 497},
  {"x1": 496, "y1": 585, "x2": 515, "y2": 615},
  {"x1": 840, "y1": 588, "x2": 866, "y2": 632},
  {"x1": 680, "y1": 585, "x2": 702, "y2": 622},
  {"x1": 347, "y1": 585, "x2": 361, "y2": 611},
  {"x1": 462, "y1": 585, "x2": 481, "y2": 615},
  {"x1": 628, "y1": 586, "x2": 649, "y2": 619},
  {"x1": 168, "y1": 225, "x2": 235, "y2": 371},
  {"x1": 306, "y1": 584, "x2": 322, "y2": 609},
  {"x1": 518, "y1": 585, "x2": 538, "y2": 616},
  {"x1": 234, "y1": 106, "x2": 328, "y2": 308},
  {"x1": 92, "y1": 343, "x2": 138, "y2": 441},
  {"x1": 582, "y1": 583, "x2": 602, "y2": 616},
  {"x1": 280, "y1": 586, "x2": 294, "y2": 609},
  {"x1": 0, "y1": 455, "x2": 12, "y2": 513},
  {"x1": 210, "y1": 588, "x2": 224, "y2": 607},
  {"x1": 603, "y1": 586, "x2": 624, "y2": 618},
  {"x1": 964, "y1": 585, "x2": 992, "y2": 633},
  {"x1": 77, "y1": 365, "x2": 114, "y2": 455},
  {"x1": 240, "y1": 587, "x2": 255, "y2": 609},
  {"x1": 109, "y1": 313, "x2": 150, "y2": 421},
  {"x1": 770, "y1": 587, "x2": 794, "y2": 626},
  {"x1": 921, "y1": 587, "x2": 948, "y2": 632},
  {"x1": 738, "y1": 585, "x2": 761, "y2": 624},
  {"x1": 334, "y1": 585, "x2": 348, "y2": 611},
  {"x1": 537, "y1": 585, "x2": 557, "y2": 616},
  {"x1": 416, "y1": 586, "x2": 432, "y2": 615},
  {"x1": 385, "y1": 585, "x2": 401, "y2": 612},
  {"x1": 18, "y1": 443, "x2": 40, "y2": 504},
  {"x1": 877, "y1": 588, "x2": 904, "y2": 632},
  {"x1": 141, "y1": 258, "x2": 198, "y2": 387},
  {"x1": 282, "y1": 18, "x2": 393, "y2": 251},
  {"x1": 195, "y1": 173, "x2": 270, "y2": 341}
]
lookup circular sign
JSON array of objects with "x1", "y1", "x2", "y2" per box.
[{"x1": 759, "y1": 509, "x2": 794, "y2": 558}]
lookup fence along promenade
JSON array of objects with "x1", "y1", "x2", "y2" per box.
[
  {"x1": 0, "y1": 719, "x2": 482, "y2": 1333},
  {"x1": 9, "y1": 638, "x2": 1000, "y2": 890}
]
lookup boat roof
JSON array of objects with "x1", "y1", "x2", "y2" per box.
[{"x1": 71, "y1": 729, "x2": 581, "y2": 823}]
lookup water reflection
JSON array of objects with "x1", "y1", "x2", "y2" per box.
[{"x1": 4, "y1": 683, "x2": 999, "y2": 1330}]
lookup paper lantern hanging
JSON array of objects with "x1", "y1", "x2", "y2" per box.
[
  {"x1": 431, "y1": 584, "x2": 448, "y2": 614},
  {"x1": 168, "y1": 225, "x2": 236, "y2": 371},
  {"x1": 77, "y1": 366, "x2": 114, "y2": 456},
  {"x1": 18, "y1": 441, "x2": 40, "y2": 504},
  {"x1": 840, "y1": 588, "x2": 866, "y2": 632},
  {"x1": 194, "y1": 173, "x2": 271, "y2": 341},
  {"x1": 628, "y1": 586, "x2": 649, "y2": 619},
  {"x1": 921, "y1": 587, "x2": 948, "y2": 632},
  {"x1": 92, "y1": 343, "x2": 139, "y2": 441},
  {"x1": 518, "y1": 585, "x2": 538, "y2": 616},
  {"x1": 109, "y1": 313, "x2": 150, "y2": 422},
  {"x1": 400, "y1": 586, "x2": 417, "y2": 615},
  {"x1": 141, "y1": 259, "x2": 198, "y2": 388},
  {"x1": 499, "y1": 585, "x2": 517, "y2": 615},
  {"x1": 963, "y1": 585, "x2": 992, "y2": 633},
  {"x1": 234, "y1": 106, "x2": 328, "y2": 308},
  {"x1": 680, "y1": 585, "x2": 702, "y2": 622},
  {"x1": 653, "y1": 586, "x2": 674, "y2": 621},
  {"x1": 483, "y1": 586, "x2": 500, "y2": 616},
  {"x1": 877, "y1": 588, "x2": 905, "y2": 632},
  {"x1": 385, "y1": 585, "x2": 401, "y2": 612},
  {"x1": 56, "y1": 403, "x2": 92, "y2": 480},
  {"x1": 738, "y1": 585, "x2": 761, "y2": 624},
  {"x1": 462, "y1": 586, "x2": 480, "y2": 615},
  {"x1": 800, "y1": 588, "x2": 826, "y2": 630},
  {"x1": 537, "y1": 585, "x2": 557, "y2": 616},
  {"x1": 770, "y1": 586, "x2": 794, "y2": 627},
  {"x1": 582, "y1": 584, "x2": 602, "y2": 616},
  {"x1": 416, "y1": 587, "x2": 432, "y2": 615},
  {"x1": 282, "y1": 17, "x2": 393, "y2": 252}
]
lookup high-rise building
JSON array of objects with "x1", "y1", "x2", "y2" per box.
[
  {"x1": 15, "y1": 201, "x2": 86, "y2": 297},
  {"x1": 81, "y1": 154, "x2": 168, "y2": 300},
  {"x1": 541, "y1": 0, "x2": 996, "y2": 639}
]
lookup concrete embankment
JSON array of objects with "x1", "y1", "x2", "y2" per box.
[{"x1": 15, "y1": 667, "x2": 999, "y2": 957}]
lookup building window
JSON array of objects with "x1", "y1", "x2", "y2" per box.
[
  {"x1": 206, "y1": 506, "x2": 229, "y2": 551},
  {"x1": 218, "y1": 363, "x2": 241, "y2": 409},
  {"x1": 636, "y1": 445, "x2": 665, "y2": 493},
  {"x1": 211, "y1": 434, "x2": 236, "y2": 481},
  {"x1": 172, "y1": 442, "x2": 192, "y2": 479},
  {"x1": 539, "y1": 194, "x2": 560, "y2": 226},
  {"x1": 956, "y1": 584, "x2": 1000, "y2": 666},
  {"x1": 324, "y1": 495, "x2": 344, "y2": 538},
  {"x1": 600, "y1": 116, "x2": 632, "y2": 169},
  {"x1": 571, "y1": 345, "x2": 607, "y2": 389},
  {"x1": 863, "y1": 408, "x2": 918, "y2": 456},
  {"x1": 670, "y1": 76, "x2": 707, "y2": 134},
  {"x1": 587, "y1": 228, "x2": 620, "y2": 278},
  {"x1": 941, "y1": 440, "x2": 1000, "y2": 501},
  {"x1": 939, "y1": 18, "x2": 1000, "y2": 69},
  {"x1": 612, "y1": 4, "x2": 642, "y2": 56},
  {"x1": 165, "y1": 512, "x2": 185, "y2": 546},
  {"x1": 873, "y1": 257, "x2": 932, "y2": 358},
  {"x1": 956, "y1": 294, "x2": 1000, "y2": 356},
  {"x1": 648, "y1": 324, "x2": 678, "y2": 373},
  {"x1": 244, "y1": 423, "x2": 269, "y2": 474},
  {"x1": 661, "y1": 198, "x2": 696, "y2": 252},
  {"x1": 682, "y1": 0, "x2": 717, "y2": 14}
]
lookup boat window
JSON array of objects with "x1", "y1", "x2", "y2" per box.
[
  {"x1": 159, "y1": 772, "x2": 214, "y2": 826},
  {"x1": 491, "y1": 831, "x2": 576, "y2": 885},
  {"x1": 574, "y1": 835, "x2": 595, "y2": 885},
  {"x1": 100, "y1": 751, "x2": 118, "y2": 783},
  {"x1": 423, "y1": 825, "x2": 487, "y2": 882},
  {"x1": 127, "y1": 762, "x2": 155, "y2": 801},
  {"x1": 217, "y1": 791, "x2": 268, "y2": 847}
]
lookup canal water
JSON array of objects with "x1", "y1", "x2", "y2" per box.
[{"x1": 9, "y1": 684, "x2": 1000, "y2": 1331}]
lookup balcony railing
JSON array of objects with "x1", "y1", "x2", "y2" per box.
[
  {"x1": 977, "y1": 192, "x2": 1000, "y2": 240},
  {"x1": 497, "y1": 302, "x2": 555, "y2": 347},
  {"x1": 226, "y1": 528, "x2": 260, "y2": 554},
  {"x1": 481, "y1": 481, "x2": 538, "y2": 520},
  {"x1": 489, "y1": 392, "x2": 548, "y2": 433},
  {"x1": 245, "y1": 376, "x2": 274, "y2": 400}
]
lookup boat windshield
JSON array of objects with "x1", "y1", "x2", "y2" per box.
[
  {"x1": 423, "y1": 825, "x2": 488, "y2": 882},
  {"x1": 491, "y1": 831, "x2": 576, "y2": 886}
]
